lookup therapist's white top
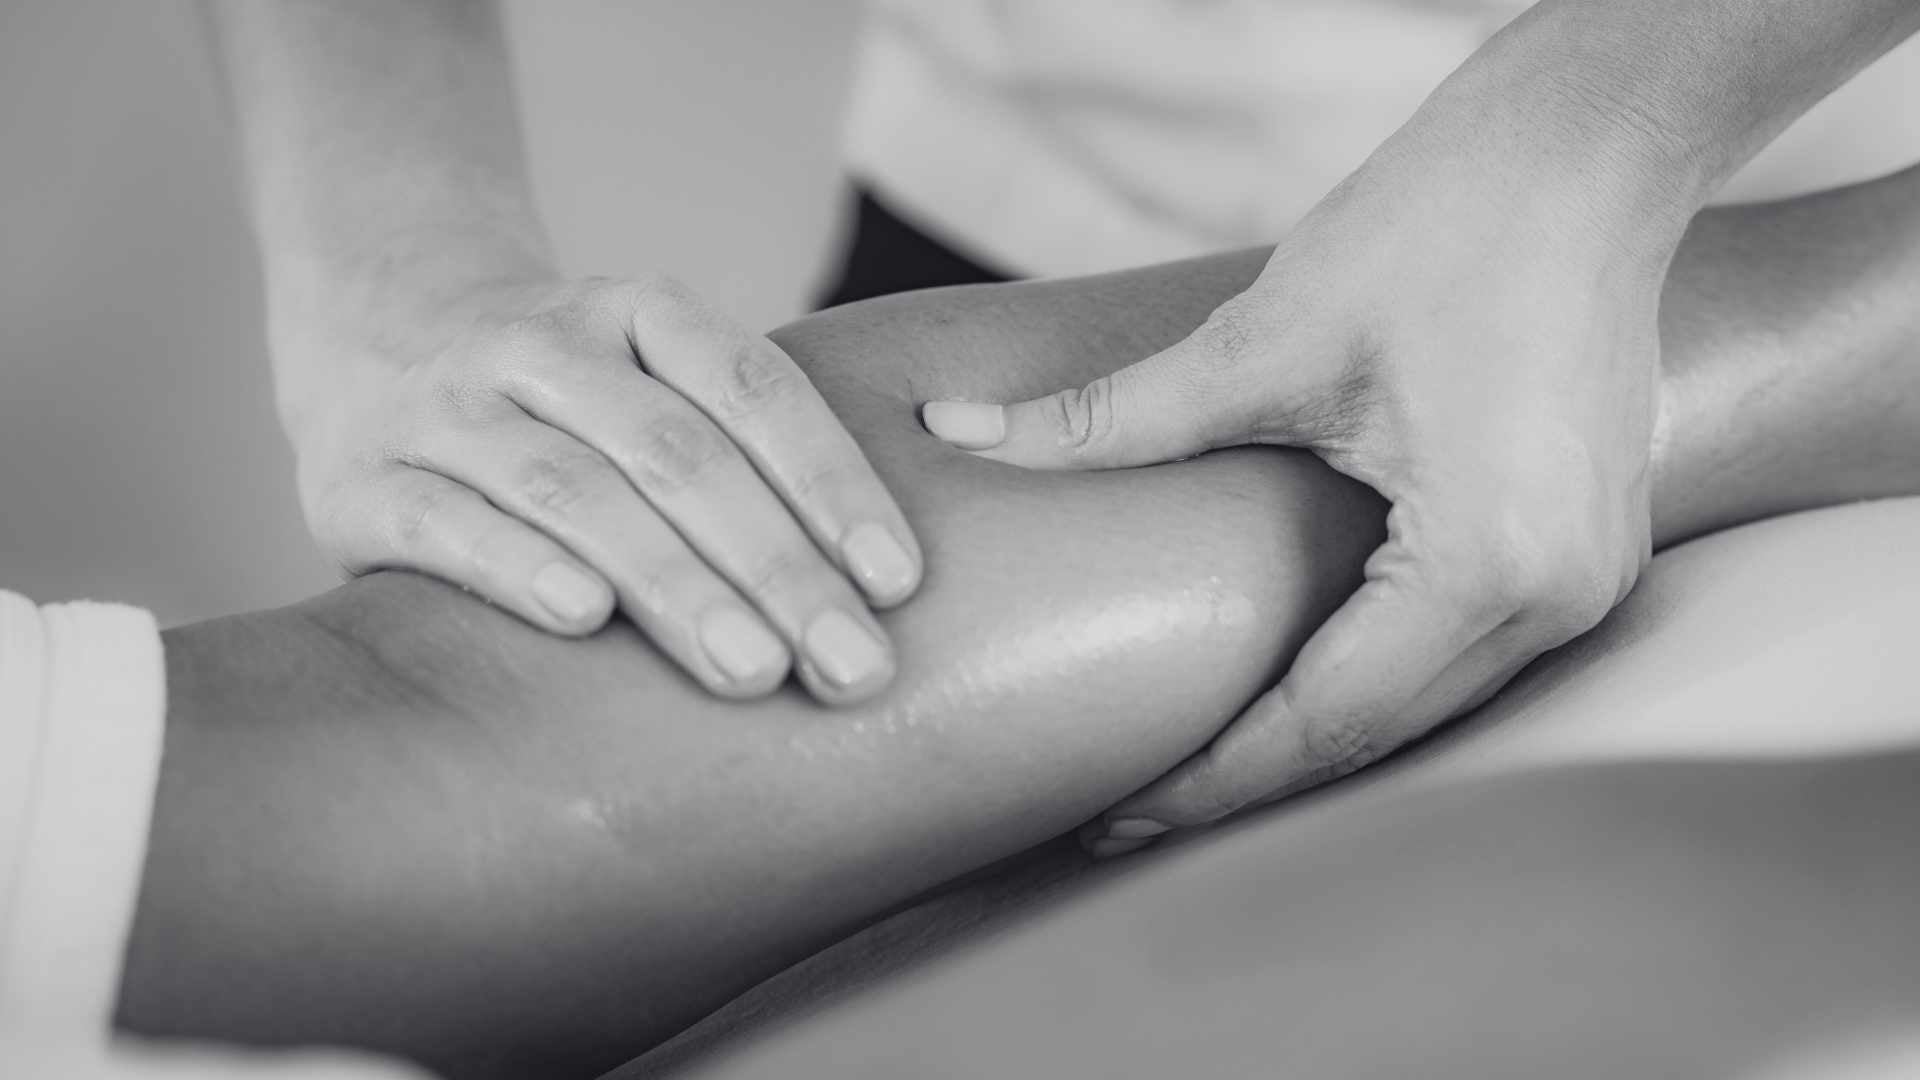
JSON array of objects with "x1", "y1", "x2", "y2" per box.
[
  {"x1": 845, "y1": 0, "x2": 1920, "y2": 277},
  {"x1": 0, "y1": 592, "x2": 422, "y2": 1079}
]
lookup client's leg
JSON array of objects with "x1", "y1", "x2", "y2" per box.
[
  {"x1": 118, "y1": 167, "x2": 1920, "y2": 1079},
  {"x1": 675, "y1": 497, "x2": 1920, "y2": 1080},
  {"x1": 121, "y1": 335, "x2": 1381, "y2": 1080}
]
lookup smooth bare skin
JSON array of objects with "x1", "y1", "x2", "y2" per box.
[
  {"x1": 685, "y1": 597, "x2": 1920, "y2": 1080},
  {"x1": 202, "y1": 1, "x2": 918, "y2": 703},
  {"x1": 634, "y1": 489, "x2": 1920, "y2": 1077},
  {"x1": 929, "y1": 0, "x2": 1920, "y2": 844},
  {"x1": 118, "y1": 169, "x2": 1920, "y2": 1079}
]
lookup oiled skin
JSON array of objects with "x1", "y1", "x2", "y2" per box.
[
  {"x1": 654, "y1": 495, "x2": 1920, "y2": 1080},
  {"x1": 120, "y1": 170, "x2": 1920, "y2": 1079},
  {"x1": 124, "y1": 254, "x2": 1379, "y2": 1080}
]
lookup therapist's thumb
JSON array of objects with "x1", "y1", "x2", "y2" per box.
[{"x1": 920, "y1": 326, "x2": 1264, "y2": 471}]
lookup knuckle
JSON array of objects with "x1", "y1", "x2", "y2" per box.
[
  {"x1": 1296, "y1": 712, "x2": 1385, "y2": 781},
  {"x1": 387, "y1": 483, "x2": 455, "y2": 553},
  {"x1": 495, "y1": 304, "x2": 578, "y2": 352},
  {"x1": 1474, "y1": 513, "x2": 1585, "y2": 617},
  {"x1": 511, "y1": 447, "x2": 612, "y2": 518},
  {"x1": 634, "y1": 272, "x2": 693, "y2": 306},
  {"x1": 784, "y1": 460, "x2": 858, "y2": 507},
  {"x1": 605, "y1": 558, "x2": 673, "y2": 617},
  {"x1": 712, "y1": 338, "x2": 805, "y2": 419},
  {"x1": 1561, "y1": 566, "x2": 1623, "y2": 633},
  {"x1": 1515, "y1": 552, "x2": 1620, "y2": 640},
  {"x1": 624, "y1": 557, "x2": 725, "y2": 631},
  {"x1": 402, "y1": 412, "x2": 473, "y2": 467},
  {"x1": 622, "y1": 416, "x2": 730, "y2": 493},
  {"x1": 1048, "y1": 377, "x2": 1118, "y2": 453},
  {"x1": 738, "y1": 546, "x2": 812, "y2": 598},
  {"x1": 629, "y1": 273, "x2": 702, "y2": 328},
  {"x1": 425, "y1": 370, "x2": 505, "y2": 424}
]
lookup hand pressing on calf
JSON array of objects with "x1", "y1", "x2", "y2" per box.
[
  {"x1": 924, "y1": 132, "x2": 1669, "y2": 848},
  {"x1": 282, "y1": 274, "x2": 919, "y2": 705}
]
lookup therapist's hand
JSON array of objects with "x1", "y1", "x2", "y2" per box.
[
  {"x1": 285, "y1": 275, "x2": 920, "y2": 705},
  {"x1": 923, "y1": 141, "x2": 1667, "y2": 843}
]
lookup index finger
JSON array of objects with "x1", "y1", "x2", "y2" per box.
[
  {"x1": 628, "y1": 280, "x2": 924, "y2": 608},
  {"x1": 1100, "y1": 565, "x2": 1520, "y2": 835}
]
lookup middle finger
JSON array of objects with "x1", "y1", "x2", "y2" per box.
[{"x1": 513, "y1": 363, "x2": 896, "y2": 704}]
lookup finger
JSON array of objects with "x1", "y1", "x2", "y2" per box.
[
  {"x1": 330, "y1": 469, "x2": 616, "y2": 637},
  {"x1": 505, "y1": 366, "x2": 896, "y2": 705},
  {"x1": 622, "y1": 285, "x2": 923, "y2": 607},
  {"x1": 1097, "y1": 562, "x2": 1516, "y2": 836},
  {"x1": 920, "y1": 313, "x2": 1267, "y2": 471},
  {"x1": 1222, "y1": 624, "x2": 1538, "y2": 821},
  {"x1": 1388, "y1": 619, "x2": 1545, "y2": 733},
  {"x1": 414, "y1": 419, "x2": 801, "y2": 699}
]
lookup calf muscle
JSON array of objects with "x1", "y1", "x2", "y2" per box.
[{"x1": 122, "y1": 170, "x2": 1920, "y2": 1076}]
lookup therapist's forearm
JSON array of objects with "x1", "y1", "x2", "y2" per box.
[
  {"x1": 201, "y1": 1, "x2": 553, "y2": 402},
  {"x1": 1410, "y1": 0, "x2": 1920, "y2": 256}
]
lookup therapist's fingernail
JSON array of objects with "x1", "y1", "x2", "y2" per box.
[
  {"x1": 922, "y1": 401, "x2": 1006, "y2": 450},
  {"x1": 532, "y1": 562, "x2": 610, "y2": 627},
  {"x1": 842, "y1": 523, "x2": 918, "y2": 606},
  {"x1": 700, "y1": 608, "x2": 789, "y2": 686},
  {"x1": 805, "y1": 609, "x2": 890, "y2": 691},
  {"x1": 1104, "y1": 817, "x2": 1171, "y2": 841}
]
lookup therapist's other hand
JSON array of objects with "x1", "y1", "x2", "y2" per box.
[
  {"x1": 923, "y1": 147, "x2": 1664, "y2": 842},
  {"x1": 286, "y1": 275, "x2": 919, "y2": 705}
]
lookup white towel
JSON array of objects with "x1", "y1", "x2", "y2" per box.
[{"x1": 0, "y1": 590, "x2": 426, "y2": 1078}]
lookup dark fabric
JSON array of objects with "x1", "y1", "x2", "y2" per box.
[{"x1": 814, "y1": 186, "x2": 1017, "y2": 310}]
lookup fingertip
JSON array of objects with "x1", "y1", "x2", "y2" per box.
[
  {"x1": 841, "y1": 522, "x2": 923, "y2": 608},
  {"x1": 1104, "y1": 817, "x2": 1173, "y2": 840},
  {"x1": 921, "y1": 401, "x2": 1006, "y2": 451},
  {"x1": 1113, "y1": 740, "x2": 1262, "y2": 831},
  {"x1": 530, "y1": 561, "x2": 617, "y2": 634},
  {"x1": 698, "y1": 607, "x2": 793, "y2": 697},
  {"x1": 796, "y1": 609, "x2": 896, "y2": 706},
  {"x1": 796, "y1": 656, "x2": 896, "y2": 708}
]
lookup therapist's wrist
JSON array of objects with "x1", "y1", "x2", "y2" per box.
[
  {"x1": 264, "y1": 222, "x2": 556, "y2": 344},
  {"x1": 1397, "y1": 13, "x2": 1711, "y2": 268},
  {"x1": 261, "y1": 229, "x2": 561, "y2": 438}
]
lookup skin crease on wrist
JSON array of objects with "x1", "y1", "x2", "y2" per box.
[{"x1": 119, "y1": 167, "x2": 1920, "y2": 1079}]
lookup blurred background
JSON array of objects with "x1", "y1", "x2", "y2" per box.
[{"x1": 4, "y1": 0, "x2": 1919, "y2": 627}]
